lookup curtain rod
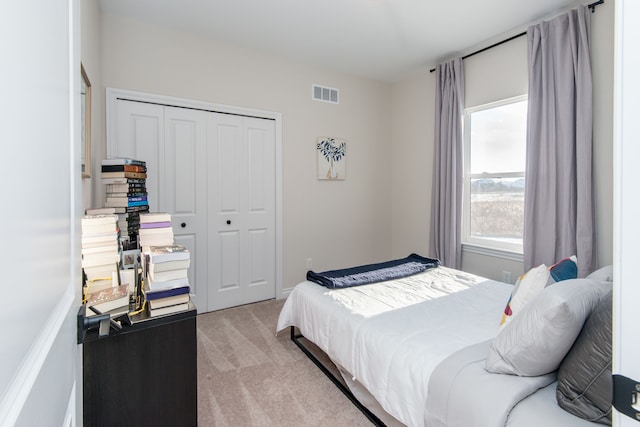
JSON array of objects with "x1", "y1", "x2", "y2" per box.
[{"x1": 429, "y1": 0, "x2": 604, "y2": 73}]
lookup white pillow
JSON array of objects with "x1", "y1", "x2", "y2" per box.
[
  {"x1": 486, "y1": 278, "x2": 610, "y2": 376},
  {"x1": 499, "y1": 264, "x2": 549, "y2": 328},
  {"x1": 586, "y1": 265, "x2": 613, "y2": 283},
  {"x1": 499, "y1": 256, "x2": 578, "y2": 328}
]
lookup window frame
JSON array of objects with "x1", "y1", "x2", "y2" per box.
[{"x1": 462, "y1": 95, "x2": 528, "y2": 255}]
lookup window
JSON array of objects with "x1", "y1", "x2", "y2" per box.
[{"x1": 463, "y1": 96, "x2": 527, "y2": 254}]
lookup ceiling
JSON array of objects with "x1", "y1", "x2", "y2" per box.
[{"x1": 99, "y1": 0, "x2": 584, "y2": 82}]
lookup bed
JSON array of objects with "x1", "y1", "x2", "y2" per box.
[{"x1": 276, "y1": 255, "x2": 613, "y2": 427}]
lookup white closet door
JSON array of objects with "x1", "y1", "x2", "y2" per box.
[
  {"x1": 207, "y1": 114, "x2": 276, "y2": 311},
  {"x1": 112, "y1": 100, "x2": 164, "y2": 213},
  {"x1": 110, "y1": 95, "x2": 278, "y2": 314},
  {"x1": 162, "y1": 106, "x2": 208, "y2": 313}
]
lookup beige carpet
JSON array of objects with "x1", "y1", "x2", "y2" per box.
[{"x1": 196, "y1": 298, "x2": 374, "y2": 426}]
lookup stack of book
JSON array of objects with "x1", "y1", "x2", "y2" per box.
[
  {"x1": 81, "y1": 214, "x2": 121, "y2": 292},
  {"x1": 138, "y1": 212, "x2": 174, "y2": 253},
  {"x1": 144, "y1": 244, "x2": 191, "y2": 317},
  {"x1": 100, "y1": 158, "x2": 150, "y2": 246},
  {"x1": 102, "y1": 158, "x2": 149, "y2": 242}
]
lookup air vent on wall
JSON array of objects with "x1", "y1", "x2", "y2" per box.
[{"x1": 312, "y1": 84, "x2": 339, "y2": 104}]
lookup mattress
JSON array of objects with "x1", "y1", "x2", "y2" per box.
[{"x1": 277, "y1": 266, "x2": 513, "y2": 427}]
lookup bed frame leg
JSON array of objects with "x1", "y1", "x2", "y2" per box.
[{"x1": 289, "y1": 326, "x2": 386, "y2": 426}]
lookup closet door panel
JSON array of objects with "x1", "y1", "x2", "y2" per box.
[
  {"x1": 245, "y1": 118, "x2": 276, "y2": 303},
  {"x1": 208, "y1": 114, "x2": 245, "y2": 310},
  {"x1": 163, "y1": 106, "x2": 208, "y2": 312}
]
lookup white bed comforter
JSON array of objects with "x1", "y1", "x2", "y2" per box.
[
  {"x1": 424, "y1": 339, "x2": 556, "y2": 427},
  {"x1": 276, "y1": 266, "x2": 513, "y2": 427}
]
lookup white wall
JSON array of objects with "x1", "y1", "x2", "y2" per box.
[
  {"x1": 391, "y1": 1, "x2": 615, "y2": 282},
  {"x1": 1, "y1": 0, "x2": 81, "y2": 425},
  {"x1": 99, "y1": 12, "x2": 393, "y2": 291},
  {"x1": 390, "y1": 71, "x2": 434, "y2": 257}
]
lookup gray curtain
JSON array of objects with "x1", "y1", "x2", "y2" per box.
[
  {"x1": 524, "y1": 6, "x2": 595, "y2": 277},
  {"x1": 429, "y1": 58, "x2": 464, "y2": 269}
]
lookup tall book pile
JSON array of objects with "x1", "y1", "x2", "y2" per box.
[
  {"x1": 81, "y1": 214, "x2": 120, "y2": 290},
  {"x1": 143, "y1": 244, "x2": 191, "y2": 317},
  {"x1": 101, "y1": 158, "x2": 149, "y2": 247},
  {"x1": 138, "y1": 212, "x2": 174, "y2": 253},
  {"x1": 81, "y1": 214, "x2": 129, "y2": 317}
]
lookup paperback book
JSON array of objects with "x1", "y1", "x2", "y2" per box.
[
  {"x1": 147, "y1": 245, "x2": 190, "y2": 263},
  {"x1": 86, "y1": 284, "x2": 130, "y2": 313},
  {"x1": 149, "y1": 302, "x2": 189, "y2": 317},
  {"x1": 140, "y1": 212, "x2": 172, "y2": 223},
  {"x1": 144, "y1": 284, "x2": 190, "y2": 301},
  {"x1": 148, "y1": 293, "x2": 190, "y2": 310}
]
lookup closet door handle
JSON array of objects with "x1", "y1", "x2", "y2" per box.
[
  {"x1": 181, "y1": 222, "x2": 186, "y2": 228},
  {"x1": 226, "y1": 220, "x2": 231, "y2": 225}
]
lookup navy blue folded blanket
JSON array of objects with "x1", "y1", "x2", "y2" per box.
[{"x1": 306, "y1": 253, "x2": 440, "y2": 289}]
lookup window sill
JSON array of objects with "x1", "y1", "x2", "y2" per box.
[{"x1": 462, "y1": 243, "x2": 524, "y2": 263}]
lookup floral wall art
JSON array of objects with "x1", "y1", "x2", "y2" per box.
[{"x1": 316, "y1": 137, "x2": 346, "y2": 180}]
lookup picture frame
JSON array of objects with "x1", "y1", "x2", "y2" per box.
[
  {"x1": 316, "y1": 137, "x2": 346, "y2": 180},
  {"x1": 81, "y1": 63, "x2": 92, "y2": 178},
  {"x1": 121, "y1": 249, "x2": 140, "y2": 270}
]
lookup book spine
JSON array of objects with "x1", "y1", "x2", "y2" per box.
[
  {"x1": 105, "y1": 192, "x2": 148, "y2": 198},
  {"x1": 139, "y1": 221, "x2": 172, "y2": 229},
  {"x1": 101, "y1": 177, "x2": 147, "y2": 185},
  {"x1": 125, "y1": 205, "x2": 149, "y2": 213},
  {"x1": 101, "y1": 164, "x2": 147, "y2": 173},
  {"x1": 101, "y1": 158, "x2": 146, "y2": 167},
  {"x1": 105, "y1": 184, "x2": 146, "y2": 191},
  {"x1": 145, "y1": 286, "x2": 190, "y2": 300},
  {"x1": 101, "y1": 172, "x2": 148, "y2": 179},
  {"x1": 105, "y1": 196, "x2": 148, "y2": 202}
]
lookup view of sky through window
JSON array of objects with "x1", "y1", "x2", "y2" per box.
[{"x1": 469, "y1": 99, "x2": 527, "y2": 175}]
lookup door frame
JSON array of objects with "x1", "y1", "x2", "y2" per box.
[{"x1": 106, "y1": 87, "x2": 284, "y2": 301}]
